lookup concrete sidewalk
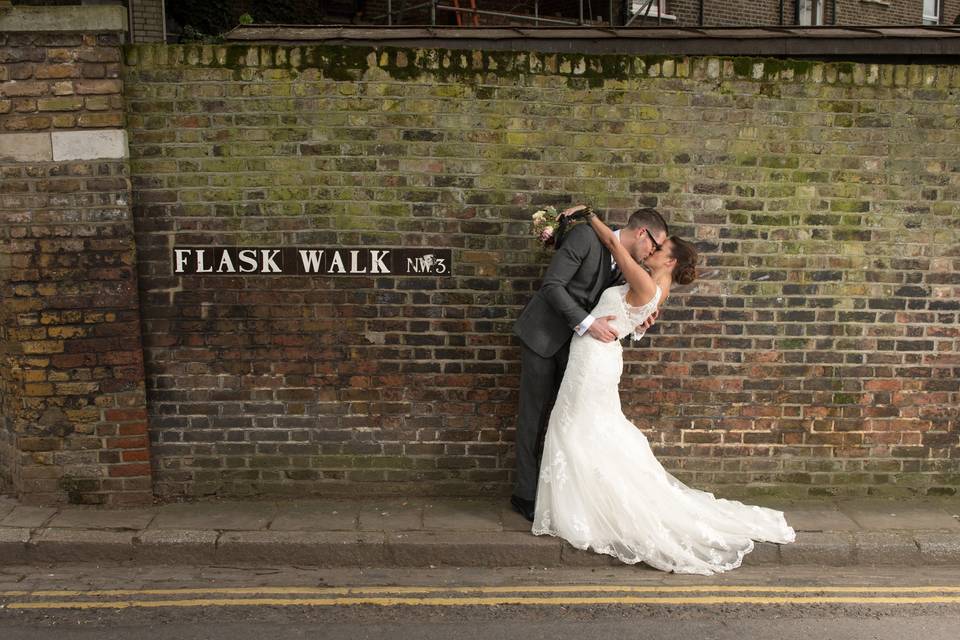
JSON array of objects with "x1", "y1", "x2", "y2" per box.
[{"x1": 2, "y1": 495, "x2": 959, "y2": 568}]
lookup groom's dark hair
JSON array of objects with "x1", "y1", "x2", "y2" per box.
[{"x1": 625, "y1": 208, "x2": 668, "y2": 236}]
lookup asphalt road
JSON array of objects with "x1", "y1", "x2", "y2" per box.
[{"x1": 3, "y1": 564, "x2": 960, "y2": 639}]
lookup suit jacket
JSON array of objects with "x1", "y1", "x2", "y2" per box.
[{"x1": 513, "y1": 223, "x2": 614, "y2": 358}]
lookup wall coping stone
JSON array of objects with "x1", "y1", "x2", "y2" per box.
[{"x1": 0, "y1": 5, "x2": 127, "y2": 33}]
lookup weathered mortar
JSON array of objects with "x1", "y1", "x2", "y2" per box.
[{"x1": 122, "y1": 43, "x2": 960, "y2": 500}]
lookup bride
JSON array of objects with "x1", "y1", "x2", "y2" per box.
[{"x1": 532, "y1": 205, "x2": 796, "y2": 575}]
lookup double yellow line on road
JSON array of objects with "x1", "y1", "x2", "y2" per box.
[{"x1": 4, "y1": 585, "x2": 960, "y2": 609}]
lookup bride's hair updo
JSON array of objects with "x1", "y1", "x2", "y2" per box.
[{"x1": 669, "y1": 237, "x2": 698, "y2": 285}]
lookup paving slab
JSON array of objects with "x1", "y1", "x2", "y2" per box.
[
  {"x1": 852, "y1": 531, "x2": 923, "y2": 564},
  {"x1": 132, "y1": 529, "x2": 218, "y2": 565},
  {"x1": 838, "y1": 502, "x2": 960, "y2": 530},
  {"x1": 915, "y1": 532, "x2": 960, "y2": 564},
  {"x1": 422, "y1": 499, "x2": 502, "y2": 531},
  {"x1": 0, "y1": 527, "x2": 31, "y2": 566},
  {"x1": 385, "y1": 531, "x2": 562, "y2": 567},
  {"x1": 216, "y1": 531, "x2": 388, "y2": 566},
  {"x1": 47, "y1": 507, "x2": 156, "y2": 530},
  {"x1": 500, "y1": 506, "x2": 534, "y2": 532},
  {"x1": 0, "y1": 506, "x2": 57, "y2": 528},
  {"x1": 782, "y1": 505, "x2": 860, "y2": 532},
  {"x1": 27, "y1": 528, "x2": 136, "y2": 563},
  {"x1": 741, "y1": 541, "x2": 781, "y2": 565},
  {"x1": 779, "y1": 532, "x2": 855, "y2": 566},
  {"x1": 357, "y1": 499, "x2": 424, "y2": 531},
  {"x1": 151, "y1": 502, "x2": 275, "y2": 531},
  {"x1": 559, "y1": 541, "x2": 625, "y2": 567},
  {"x1": 270, "y1": 500, "x2": 359, "y2": 531}
]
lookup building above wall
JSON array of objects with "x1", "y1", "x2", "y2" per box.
[
  {"x1": 310, "y1": 0, "x2": 960, "y2": 28},
  {"x1": 224, "y1": 24, "x2": 960, "y2": 60}
]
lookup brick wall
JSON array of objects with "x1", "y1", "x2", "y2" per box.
[
  {"x1": 0, "y1": 5, "x2": 153, "y2": 505},
  {"x1": 669, "y1": 0, "x2": 779, "y2": 26},
  {"x1": 123, "y1": 46, "x2": 960, "y2": 500},
  {"x1": 834, "y1": 0, "x2": 960, "y2": 25},
  {"x1": 129, "y1": 0, "x2": 164, "y2": 43}
]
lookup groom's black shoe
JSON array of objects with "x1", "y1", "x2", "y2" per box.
[{"x1": 510, "y1": 495, "x2": 535, "y2": 522}]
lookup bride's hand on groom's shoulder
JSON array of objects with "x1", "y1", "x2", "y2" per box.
[{"x1": 559, "y1": 204, "x2": 589, "y2": 219}]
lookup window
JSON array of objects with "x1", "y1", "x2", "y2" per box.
[
  {"x1": 798, "y1": 0, "x2": 825, "y2": 25},
  {"x1": 630, "y1": 0, "x2": 676, "y2": 21},
  {"x1": 923, "y1": 0, "x2": 941, "y2": 24}
]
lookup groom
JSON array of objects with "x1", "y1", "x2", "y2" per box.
[{"x1": 510, "y1": 206, "x2": 669, "y2": 521}]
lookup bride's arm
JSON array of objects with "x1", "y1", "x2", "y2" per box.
[
  {"x1": 641, "y1": 276, "x2": 672, "y2": 329},
  {"x1": 581, "y1": 212, "x2": 659, "y2": 303}
]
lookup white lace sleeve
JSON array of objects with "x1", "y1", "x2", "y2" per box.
[{"x1": 619, "y1": 286, "x2": 661, "y2": 341}]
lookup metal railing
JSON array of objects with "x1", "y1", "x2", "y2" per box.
[{"x1": 369, "y1": 0, "x2": 666, "y2": 27}]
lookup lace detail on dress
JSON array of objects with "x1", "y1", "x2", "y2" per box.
[
  {"x1": 540, "y1": 449, "x2": 568, "y2": 489},
  {"x1": 617, "y1": 285, "x2": 661, "y2": 341},
  {"x1": 530, "y1": 283, "x2": 796, "y2": 575}
]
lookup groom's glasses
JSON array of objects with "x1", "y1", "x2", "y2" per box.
[{"x1": 644, "y1": 229, "x2": 662, "y2": 253}]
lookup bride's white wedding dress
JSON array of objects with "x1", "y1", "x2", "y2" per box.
[{"x1": 532, "y1": 284, "x2": 796, "y2": 575}]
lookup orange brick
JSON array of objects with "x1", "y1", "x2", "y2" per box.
[
  {"x1": 108, "y1": 463, "x2": 151, "y2": 478},
  {"x1": 118, "y1": 422, "x2": 148, "y2": 436},
  {"x1": 48, "y1": 48, "x2": 78, "y2": 63},
  {"x1": 23, "y1": 383, "x2": 53, "y2": 396},
  {"x1": 35, "y1": 64, "x2": 80, "y2": 79},
  {"x1": 104, "y1": 408, "x2": 147, "y2": 421}
]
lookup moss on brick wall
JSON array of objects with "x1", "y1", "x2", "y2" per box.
[{"x1": 123, "y1": 44, "x2": 960, "y2": 500}]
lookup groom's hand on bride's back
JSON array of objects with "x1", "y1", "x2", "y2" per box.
[{"x1": 587, "y1": 315, "x2": 618, "y2": 342}]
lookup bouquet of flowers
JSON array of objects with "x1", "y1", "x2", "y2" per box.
[
  {"x1": 531, "y1": 206, "x2": 559, "y2": 247},
  {"x1": 531, "y1": 205, "x2": 593, "y2": 249}
]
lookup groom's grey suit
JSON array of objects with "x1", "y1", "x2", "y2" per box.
[{"x1": 512, "y1": 223, "x2": 617, "y2": 502}]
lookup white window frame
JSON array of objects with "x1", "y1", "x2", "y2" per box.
[
  {"x1": 798, "y1": 0, "x2": 825, "y2": 26},
  {"x1": 630, "y1": 0, "x2": 678, "y2": 21},
  {"x1": 922, "y1": 0, "x2": 941, "y2": 25}
]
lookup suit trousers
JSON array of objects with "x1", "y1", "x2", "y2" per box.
[{"x1": 514, "y1": 339, "x2": 571, "y2": 502}]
